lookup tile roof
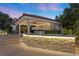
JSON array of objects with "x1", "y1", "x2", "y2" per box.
[
  {"x1": 23, "y1": 13, "x2": 55, "y2": 21},
  {"x1": 16, "y1": 13, "x2": 61, "y2": 24}
]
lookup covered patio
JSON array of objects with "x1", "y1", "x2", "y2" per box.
[{"x1": 15, "y1": 14, "x2": 55, "y2": 35}]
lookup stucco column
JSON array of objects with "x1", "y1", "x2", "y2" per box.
[
  {"x1": 27, "y1": 20, "x2": 31, "y2": 34},
  {"x1": 27, "y1": 24, "x2": 30, "y2": 34},
  {"x1": 19, "y1": 24, "x2": 21, "y2": 35}
]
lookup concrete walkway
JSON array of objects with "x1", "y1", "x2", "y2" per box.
[{"x1": 0, "y1": 34, "x2": 76, "y2": 56}]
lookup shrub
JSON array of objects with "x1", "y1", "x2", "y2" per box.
[
  {"x1": 45, "y1": 30, "x2": 61, "y2": 34},
  {"x1": 76, "y1": 31, "x2": 79, "y2": 40},
  {"x1": 5, "y1": 24, "x2": 12, "y2": 33},
  {"x1": 62, "y1": 28, "x2": 72, "y2": 35},
  {"x1": 68, "y1": 29, "x2": 72, "y2": 34}
]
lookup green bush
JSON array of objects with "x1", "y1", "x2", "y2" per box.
[
  {"x1": 76, "y1": 31, "x2": 79, "y2": 45},
  {"x1": 68, "y1": 29, "x2": 72, "y2": 34},
  {"x1": 76, "y1": 31, "x2": 79, "y2": 40},
  {"x1": 5, "y1": 24, "x2": 12, "y2": 33},
  {"x1": 62, "y1": 28, "x2": 72, "y2": 35},
  {"x1": 45, "y1": 30, "x2": 61, "y2": 34}
]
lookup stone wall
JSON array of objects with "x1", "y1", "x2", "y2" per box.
[{"x1": 23, "y1": 34, "x2": 75, "y2": 53}]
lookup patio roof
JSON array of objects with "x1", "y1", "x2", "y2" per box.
[{"x1": 16, "y1": 13, "x2": 61, "y2": 24}]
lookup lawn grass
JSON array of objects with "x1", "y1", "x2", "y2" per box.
[{"x1": 23, "y1": 36, "x2": 75, "y2": 53}]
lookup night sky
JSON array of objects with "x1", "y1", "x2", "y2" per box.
[{"x1": 0, "y1": 3, "x2": 69, "y2": 19}]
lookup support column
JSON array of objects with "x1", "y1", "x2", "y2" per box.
[
  {"x1": 19, "y1": 24, "x2": 21, "y2": 35},
  {"x1": 27, "y1": 24, "x2": 30, "y2": 34},
  {"x1": 27, "y1": 20, "x2": 31, "y2": 34}
]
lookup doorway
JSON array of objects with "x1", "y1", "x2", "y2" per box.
[{"x1": 21, "y1": 25, "x2": 28, "y2": 33}]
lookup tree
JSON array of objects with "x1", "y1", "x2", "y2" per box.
[
  {"x1": 55, "y1": 16, "x2": 59, "y2": 21},
  {"x1": 0, "y1": 12, "x2": 13, "y2": 33},
  {"x1": 70, "y1": 3, "x2": 79, "y2": 8},
  {"x1": 57, "y1": 3, "x2": 79, "y2": 35}
]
